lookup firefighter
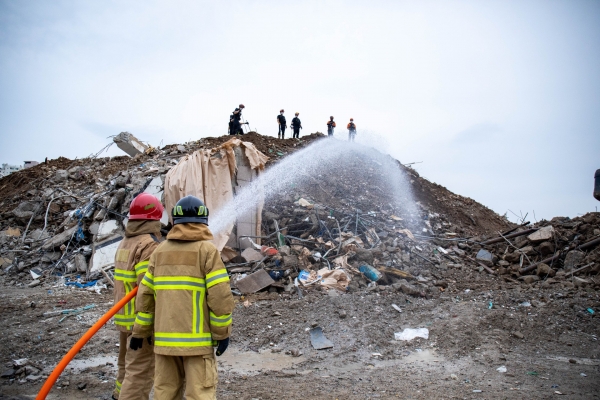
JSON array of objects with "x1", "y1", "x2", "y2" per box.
[
  {"x1": 291, "y1": 112, "x2": 302, "y2": 139},
  {"x1": 229, "y1": 104, "x2": 247, "y2": 135},
  {"x1": 112, "y1": 193, "x2": 164, "y2": 400},
  {"x1": 277, "y1": 109, "x2": 287, "y2": 139},
  {"x1": 131, "y1": 195, "x2": 234, "y2": 399},
  {"x1": 347, "y1": 118, "x2": 357, "y2": 142},
  {"x1": 326, "y1": 116, "x2": 336, "y2": 137}
]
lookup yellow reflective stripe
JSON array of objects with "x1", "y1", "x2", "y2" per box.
[
  {"x1": 115, "y1": 380, "x2": 122, "y2": 392},
  {"x1": 209, "y1": 311, "x2": 232, "y2": 327},
  {"x1": 134, "y1": 261, "x2": 149, "y2": 276},
  {"x1": 192, "y1": 290, "x2": 199, "y2": 334},
  {"x1": 205, "y1": 269, "x2": 230, "y2": 288},
  {"x1": 154, "y1": 276, "x2": 205, "y2": 291},
  {"x1": 114, "y1": 313, "x2": 135, "y2": 328},
  {"x1": 135, "y1": 312, "x2": 154, "y2": 326},
  {"x1": 114, "y1": 268, "x2": 137, "y2": 282},
  {"x1": 142, "y1": 272, "x2": 155, "y2": 290},
  {"x1": 124, "y1": 282, "x2": 136, "y2": 316},
  {"x1": 154, "y1": 332, "x2": 213, "y2": 347}
]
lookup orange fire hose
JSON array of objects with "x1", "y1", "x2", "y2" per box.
[{"x1": 36, "y1": 286, "x2": 138, "y2": 400}]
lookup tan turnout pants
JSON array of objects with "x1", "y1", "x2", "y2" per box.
[
  {"x1": 154, "y1": 353, "x2": 217, "y2": 400},
  {"x1": 113, "y1": 331, "x2": 155, "y2": 400}
]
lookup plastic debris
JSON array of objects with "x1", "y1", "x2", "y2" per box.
[
  {"x1": 496, "y1": 366, "x2": 507, "y2": 373},
  {"x1": 394, "y1": 328, "x2": 429, "y2": 341}
]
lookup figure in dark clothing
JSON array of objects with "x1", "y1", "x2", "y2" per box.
[
  {"x1": 277, "y1": 109, "x2": 287, "y2": 139},
  {"x1": 347, "y1": 118, "x2": 357, "y2": 142},
  {"x1": 326, "y1": 116, "x2": 336, "y2": 137},
  {"x1": 291, "y1": 112, "x2": 302, "y2": 139},
  {"x1": 229, "y1": 104, "x2": 246, "y2": 135}
]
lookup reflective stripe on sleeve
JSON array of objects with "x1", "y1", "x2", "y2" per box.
[
  {"x1": 134, "y1": 261, "x2": 149, "y2": 277},
  {"x1": 135, "y1": 312, "x2": 154, "y2": 326},
  {"x1": 209, "y1": 311, "x2": 232, "y2": 327},
  {"x1": 114, "y1": 268, "x2": 137, "y2": 282},
  {"x1": 114, "y1": 314, "x2": 135, "y2": 328},
  {"x1": 205, "y1": 269, "x2": 230, "y2": 288},
  {"x1": 141, "y1": 271, "x2": 155, "y2": 290}
]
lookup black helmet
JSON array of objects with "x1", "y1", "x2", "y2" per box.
[{"x1": 172, "y1": 195, "x2": 209, "y2": 225}]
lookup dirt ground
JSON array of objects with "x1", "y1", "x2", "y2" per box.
[{"x1": 1, "y1": 267, "x2": 598, "y2": 400}]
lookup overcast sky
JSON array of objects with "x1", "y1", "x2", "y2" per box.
[{"x1": 0, "y1": 0, "x2": 598, "y2": 222}]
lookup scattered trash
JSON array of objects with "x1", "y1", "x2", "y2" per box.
[
  {"x1": 496, "y1": 366, "x2": 507, "y2": 373},
  {"x1": 391, "y1": 304, "x2": 402, "y2": 313},
  {"x1": 520, "y1": 301, "x2": 532, "y2": 307},
  {"x1": 587, "y1": 308, "x2": 595, "y2": 315},
  {"x1": 394, "y1": 328, "x2": 429, "y2": 341},
  {"x1": 359, "y1": 264, "x2": 382, "y2": 282},
  {"x1": 309, "y1": 327, "x2": 334, "y2": 350},
  {"x1": 488, "y1": 301, "x2": 493, "y2": 309},
  {"x1": 527, "y1": 371, "x2": 539, "y2": 376}
]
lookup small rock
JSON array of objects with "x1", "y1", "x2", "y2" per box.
[
  {"x1": 536, "y1": 263, "x2": 555, "y2": 277},
  {"x1": 538, "y1": 241, "x2": 555, "y2": 256},
  {"x1": 569, "y1": 359, "x2": 577, "y2": 364},
  {"x1": 25, "y1": 375, "x2": 41, "y2": 382},
  {"x1": 564, "y1": 250, "x2": 585, "y2": 271},
  {"x1": 512, "y1": 331, "x2": 524, "y2": 339},
  {"x1": 527, "y1": 226, "x2": 554, "y2": 243},
  {"x1": 476, "y1": 249, "x2": 497, "y2": 266},
  {"x1": 338, "y1": 310, "x2": 347, "y2": 319},
  {"x1": 77, "y1": 382, "x2": 87, "y2": 390},
  {"x1": 450, "y1": 373, "x2": 458, "y2": 380},
  {"x1": 0, "y1": 369, "x2": 15, "y2": 378},
  {"x1": 521, "y1": 275, "x2": 539, "y2": 284},
  {"x1": 310, "y1": 321, "x2": 318, "y2": 328},
  {"x1": 28, "y1": 280, "x2": 41, "y2": 288}
]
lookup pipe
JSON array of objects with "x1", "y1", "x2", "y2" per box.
[
  {"x1": 36, "y1": 287, "x2": 138, "y2": 400},
  {"x1": 480, "y1": 228, "x2": 539, "y2": 246}
]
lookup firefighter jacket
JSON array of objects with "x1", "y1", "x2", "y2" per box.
[
  {"x1": 347, "y1": 122, "x2": 357, "y2": 131},
  {"x1": 113, "y1": 220, "x2": 162, "y2": 332},
  {"x1": 132, "y1": 223, "x2": 234, "y2": 356}
]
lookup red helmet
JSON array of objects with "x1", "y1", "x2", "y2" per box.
[{"x1": 129, "y1": 193, "x2": 164, "y2": 221}]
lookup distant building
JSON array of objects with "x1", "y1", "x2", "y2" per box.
[
  {"x1": 24, "y1": 161, "x2": 39, "y2": 169},
  {"x1": 0, "y1": 163, "x2": 23, "y2": 178}
]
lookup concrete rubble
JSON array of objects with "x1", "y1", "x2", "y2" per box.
[{"x1": 0, "y1": 132, "x2": 598, "y2": 398}]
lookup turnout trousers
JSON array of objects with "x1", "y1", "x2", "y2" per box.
[
  {"x1": 154, "y1": 354, "x2": 217, "y2": 400},
  {"x1": 278, "y1": 125, "x2": 286, "y2": 139},
  {"x1": 113, "y1": 332, "x2": 155, "y2": 400}
]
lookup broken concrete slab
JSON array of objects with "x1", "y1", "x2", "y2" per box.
[
  {"x1": 96, "y1": 220, "x2": 121, "y2": 241},
  {"x1": 235, "y1": 269, "x2": 275, "y2": 294},
  {"x1": 309, "y1": 326, "x2": 334, "y2": 350},
  {"x1": 88, "y1": 235, "x2": 123, "y2": 274},
  {"x1": 528, "y1": 226, "x2": 554, "y2": 243},
  {"x1": 476, "y1": 249, "x2": 497, "y2": 266},
  {"x1": 41, "y1": 226, "x2": 78, "y2": 251},
  {"x1": 564, "y1": 250, "x2": 585, "y2": 270},
  {"x1": 113, "y1": 131, "x2": 148, "y2": 157},
  {"x1": 241, "y1": 248, "x2": 262, "y2": 262}
]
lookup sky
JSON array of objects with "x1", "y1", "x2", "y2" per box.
[{"x1": 0, "y1": 0, "x2": 599, "y2": 222}]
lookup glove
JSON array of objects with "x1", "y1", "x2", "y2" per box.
[
  {"x1": 216, "y1": 337, "x2": 230, "y2": 356},
  {"x1": 130, "y1": 336, "x2": 152, "y2": 351}
]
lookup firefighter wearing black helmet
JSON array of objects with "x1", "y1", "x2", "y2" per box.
[{"x1": 131, "y1": 195, "x2": 234, "y2": 399}]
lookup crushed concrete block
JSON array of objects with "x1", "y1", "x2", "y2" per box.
[
  {"x1": 476, "y1": 249, "x2": 497, "y2": 266},
  {"x1": 12, "y1": 202, "x2": 41, "y2": 223},
  {"x1": 96, "y1": 220, "x2": 121, "y2": 241},
  {"x1": 235, "y1": 269, "x2": 275, "y2": 294},
  {"x1": 536, "y1": 263, "x2": 555, "y2": 277},
  {"x1": 41, "y1": 226, "x2": 78, "y2": 250},
  {"x1": 564, "y1": 250, "x2": 585, "y2": 270},
  {"x1": 528, "y1": 226, "x2": 554, "y2": 243},
  {"x1": 241, "y1": 248, "x2": 262, "y2": 262},
  {"x1": 74, "y1": 254, "x2": 87, "y2": 273},
  {"x1": 89, "y1": 235, "x2": 123, "y2": 274},
  {"x1": 53, "y1": 170, "x2": 69, "y2": 182},
  {"x1": 113, "y1": 132, "x2": 148, "y2": 157}
]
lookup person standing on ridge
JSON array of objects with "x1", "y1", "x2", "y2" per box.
[
  {"x1": 347, "y1": 118, "x2": 357, "y2": 142},
  {"x1": 277, "y1": 109, "x2": 287, "y2": 139},
  {"x1": 229, "y1": 104, "x2": 247, "y2": 135},
  {"x1": 326, "y1": 116, "x2": 336, "y2": 137},
  {"x1": 130, "y1": 195, "x2": 234, "y2": 399},
  {"x1": 291, "y1": 112, "x2": 302, "y2": 139},
  {"x1": 112, "y1": 193, "x2": 164, "y2": 400}
]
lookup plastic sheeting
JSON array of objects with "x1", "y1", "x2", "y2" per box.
[{"x1": 164, "y1": 138, "x2": 268, "y2": 250}]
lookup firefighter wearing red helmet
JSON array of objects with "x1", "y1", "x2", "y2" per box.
[{"x1": 112, "y1": 193, "x2": 164, "y2": 400}]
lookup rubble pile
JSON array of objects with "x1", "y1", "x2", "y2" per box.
[{"x1": 222, "y1": 145, "x2": 600, "y2": 298}]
